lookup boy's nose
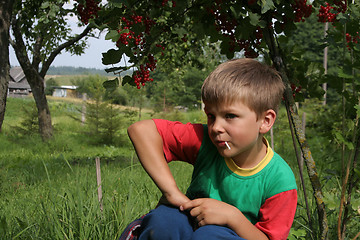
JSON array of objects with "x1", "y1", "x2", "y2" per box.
[{"x1": 211, "y1": 119, "x2": 225, "y2": 133}]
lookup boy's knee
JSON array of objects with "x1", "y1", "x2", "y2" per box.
[
  {"x1": 192, "y1": 225, "x2": 244, "y2": 240},
  {"x1": 139, "y1": 205, "x2": 193, "y2": 240}
]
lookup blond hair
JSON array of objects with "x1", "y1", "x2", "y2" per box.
[{"x1": 201, "y1": 58, "x2": 284, "y2": 117}]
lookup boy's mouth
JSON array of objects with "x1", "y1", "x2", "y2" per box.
[{"x1": 215, "y1": 140, "x2": 230, "y2": 149}]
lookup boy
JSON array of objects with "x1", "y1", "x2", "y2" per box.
[{"x1": 124, "y1": 58, "x2": 297, "y2": 240}]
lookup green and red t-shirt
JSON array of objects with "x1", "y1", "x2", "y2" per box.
[{"x1": 154, "y1": 119, "x2": 298, "y2": 240}]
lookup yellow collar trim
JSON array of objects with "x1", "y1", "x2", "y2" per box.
[{"x1": 225, "y1": 138, "x2": 274, "y2": 177}]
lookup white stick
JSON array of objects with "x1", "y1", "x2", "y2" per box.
[
  {"x1": 95, "y1": 157, "x2": 103, "y2": 212},
  {"x1": 225, "y1": 141, "x2": 231, "y2": 150}
]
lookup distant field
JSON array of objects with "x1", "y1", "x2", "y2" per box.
[{"x1": 45, "y1": 74, "x2": 115, "y2": 86}]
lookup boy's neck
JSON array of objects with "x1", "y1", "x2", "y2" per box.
[{"x1": 232, "y1": 137, "x2": 268, "y2": 169}]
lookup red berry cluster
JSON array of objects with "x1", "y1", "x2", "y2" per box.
[
  {"x1": 116, "y1": 15, "x2": 156, "y2": 46},
  {"x1": 116, "y1": 14, "x2": 158, "y2": 88},
  {"x1": 133, "y1": 54, "x2": 157, "y2": 89},
  {"x1": 345, "y1": 32, "x2": 360, "y2": 50},
  {"x1": 117, "y1": 25, "x2": 143, "y2": 46},
  {"x1": 161, "y1": 0, "x2": 176, "y2": 7},
  {"x1": 291, "y1": 83, "x2": 302, "y2": 98},
  {"x1": 156, "y1": 44, "x2": 166, "y2": 56},
  {"x1": 75, "y1": 0, "x2": 101, "y2": 24},
  {"x1": 208, "y1": 1, "x2": 262, "y2": 57},
  {"x1": 291, "y1": 0, "x2": 313, "y2": 22},
  {"x1": 318, "y1": 1, "x2": 347, "y2": 23}
]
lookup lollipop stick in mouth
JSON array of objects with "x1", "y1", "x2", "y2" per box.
[{"x1": 225, "y1": 141, "x2": 231, "y2": 150}]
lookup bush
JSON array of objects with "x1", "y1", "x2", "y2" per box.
[{"x1": 45, "y1": 78, "x2": 59, "y2": 96}]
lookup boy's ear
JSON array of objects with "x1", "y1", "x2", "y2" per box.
[{"x1": 259, "y1": 109, "x2": 276, "y2": 134}]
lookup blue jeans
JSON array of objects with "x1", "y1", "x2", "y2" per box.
[{"x1": 138, "y1": 205, "x2": 246, "y2": 240}]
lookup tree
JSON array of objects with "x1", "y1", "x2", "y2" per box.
[
  {"x1": 0, "y1": 0, "x2": 15, "y2": 132},
  {"x1": 83, "y1": 80, "x2": 124, "y2": 145},
  {"x1": 94, "y1": 0, "x2": 360, "y2": 239},
  {"x1": 9, "y1": 0, "x2": 100, "y2": 140}
]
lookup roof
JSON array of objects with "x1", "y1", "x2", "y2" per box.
[
  {"x1": 10, "y1": 66, "x2": 26, "y2": 83},
  {"x1": 9, "y1": 67, "x2": 31, "y2": 90},
  {"x1": 53, "y1": 85, "x2": 78, "y2": 90}
]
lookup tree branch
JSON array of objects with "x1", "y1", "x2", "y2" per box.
[
  {"x1": 40, "y1": 24, "x2": 94, "y2": 77},
  {"x1": 338, "y1": 117, "x2": 360, "y2": 239},
  {"x1": 32, "y1": 34, "x2": 44, "y2": 71},
  {"x1": 11, "y1": 12, "x2": 34, "y2": 72}
]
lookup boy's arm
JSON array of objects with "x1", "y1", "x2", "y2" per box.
[
  {"x1": 255, "y1": 189, "x2": 298, "y2": 239},
  {"x1": 127, "y1": 119, "x2": 190, "y2": 207}
]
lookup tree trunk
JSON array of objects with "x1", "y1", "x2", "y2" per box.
[
  {"x1": 11, "y1": 14, "x2": 53, "y2": 140},
  {"x1": 263, "y1": 22, "x2": 329, "y2": 239},
  {"x1": 0, "y1": 0, "x2": 15, "y2": 132},
  {"x1": 25, "y1": 68, "x2": 53, "y2": 140}
]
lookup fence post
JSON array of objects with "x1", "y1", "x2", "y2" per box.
[
  {"x1": 95, "y1": 157, "x2": 103, "y2": 212},
  {"x1": 81, "y1": 93, "x2": 87, "y2": 125}
]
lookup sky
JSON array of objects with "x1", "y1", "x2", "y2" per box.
[
  {"x1": 9, "y1": 28, "x2": 117, "y2": 70},
  {"x1": 9, "y1": 1, "x2": 123, "y2": 70}
]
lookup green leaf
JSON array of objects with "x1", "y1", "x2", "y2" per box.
[
  {"x1": 41, "y1": 2, "x2": 50, "y2": 9},
  {"x1": 354, "y1": 168, "x2": 360, "y2": 178},
  {"x1": 249, "y1": 12, "x2": 260, "y2": 26},
  {"x1": 323, "y1": 191, "x2": 337, "y2": 210},
  {"x1": 49, "y1": 11, "x2": 56, "y2": 18},
  {"x1": 333, "y1": 131, "x2": 354, "y2": 150},
  {"x1": 355, "y1": 104, "x2": 360, "y2": 118},
  {"x1": 103, "y1": 78, "x2": 119, "y2": 92},
  {"x1": 338, "y1": 68, "x2": 354, "y2": 79},
  {"x1": 105, "y1": 66, "x2": 130, "y2": 73},
  {"x1": 105, "y1": 30, "x2": 120, "y2": 41},
  {"x1": 110, "y1": 0, "x2": 128, "y2": 8},
  {"x1": 102, "y1": 49, "x2": 122, "y2": 65},
  {"x1": 230, "y1": 6, "x2": 239, "y2": 19},
  {"x1": 122, "y1": 75, "x2": 136, "y2": 86},
  {"x1": 258, "y1": 20, "x2": 267, "y2": 28},
  {"x1": 288, "y1": 228, "x2": 307, "y2": 240},
  {"x1": 261, "y1": 0, "x2": 275, "y2": 14},
  {"x1": 50, "y1": 4, "x2": 60, "y2": 13}
]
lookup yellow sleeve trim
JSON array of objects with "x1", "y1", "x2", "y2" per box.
[{"x1": 225, "y1": 138, "x2": 274, "y2": 177}]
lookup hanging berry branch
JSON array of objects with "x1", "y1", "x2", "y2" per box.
[
  {"x1": 318, "y1": 0, "x2": 347, "y2": 23},
  {"x1": 292, "y1": 0, "x2": 313, "y2": 22},
  {"x1": 99, "y1": 0, "x2": 317, "y2": 88},
  {"x1": 316, "y1": 1, "x2": 360, "y2": 51},
  {"x1": 114, "y1": 13, "x2": 158, "y2": 88},
  {"x1": 100, "y1": 0, "x2": 188, "y2": 88},
  {"x1": 75, "y1": 0, "x2": 102, "y2": 25}
]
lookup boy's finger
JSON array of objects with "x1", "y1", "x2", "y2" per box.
[{"x1": 180, "y1": 199, "x2": 202, "y2": 211}]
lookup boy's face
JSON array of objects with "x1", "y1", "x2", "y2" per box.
[{"x1": 204, "y1": 100, "x2": 266, "y2": 164}]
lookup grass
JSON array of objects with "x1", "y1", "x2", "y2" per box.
[
  {"x1": 1, "y1": 97, "x2": 359, "y2": 239},
  {"x1": 0, "y1": 97, "x2": 194, "y2": 239}
]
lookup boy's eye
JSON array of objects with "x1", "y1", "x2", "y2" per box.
[
  {"x1": 225, "y1": 113, "x2": 237, "y2": 119},
  {"x1": 207, "y1": 113, "x2": 215, "y2": 120}
]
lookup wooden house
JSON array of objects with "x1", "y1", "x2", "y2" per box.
[
  {"x1": 8, "y1": 67, "x2": 31, "y2": 97},
  {"x1": 52, "y1": 85, "x2": 79, "y2": 98}
]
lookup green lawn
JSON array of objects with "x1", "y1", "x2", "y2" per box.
[{"x1": 1, "y1": 97, "x2": 359, "y2": 239}]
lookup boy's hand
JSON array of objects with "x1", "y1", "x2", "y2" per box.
[
  {"x1": 180, "y1": 198, "x2": 237, "y2": 227},
  {"x1": 158, "y1": 191, "x2": 190, "y2": 208}
]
